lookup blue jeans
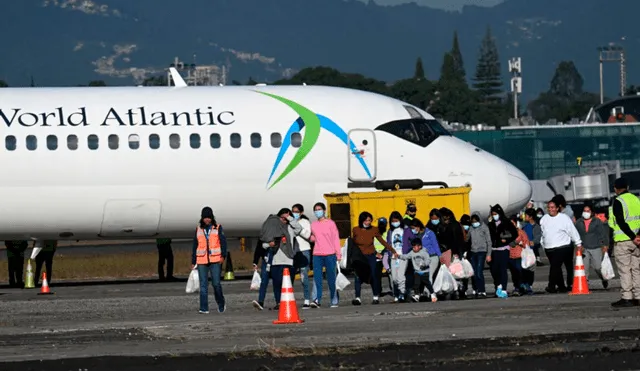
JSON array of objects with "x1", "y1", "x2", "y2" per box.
[
  {"x1": 313, "y1": 254, "x2": 337, "y2": 305},
  {"x1": 294, "y1": 250, "x2": 311, "y2": 301},
  {"x1": 197, "y1": 263, "x2": 225, "y2": 312},
  {"x1": 258, "y1": 249, "x2": 275, "y2": 304},
  {"x1": 470, "y1": 252, "x2": 487, "y2": 293},
  {"x1": 355, "y1": 254, "x2": 380, "y2": 298}
]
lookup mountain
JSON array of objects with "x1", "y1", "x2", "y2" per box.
[{"x1": 0, "y1": 0, "x2": 637, "y2": 102}]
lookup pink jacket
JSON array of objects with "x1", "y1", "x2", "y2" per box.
[{"x1": 311, "y1": 219, "x2": 342, "y2": 259}]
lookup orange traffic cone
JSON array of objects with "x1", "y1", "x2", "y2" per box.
[
  {"x1": 570, "y1": 249, "x2": 590, "y2": 295},
  {"x1": 273, "y1": 268, "x2": 304, "y2": 325},
  {"x1": 38, "y1": 272, "x2": 54, "y2": 295}
]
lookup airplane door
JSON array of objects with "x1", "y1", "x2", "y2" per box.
[
  {"x1": 99, "y1": 200, "x2": 162, "y2": 237},
  {"x1": 347, "y1": 128, "x2": 377, "y2": 182}
]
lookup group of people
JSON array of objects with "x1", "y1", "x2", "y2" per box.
[
  {"x1": 191, "y1": 177, "x2": 640, "y2": 313},
  {"x1": 4, "y1": 240, "x2": 57, "y2": 288}
]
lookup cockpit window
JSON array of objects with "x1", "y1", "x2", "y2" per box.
[{"x1": 375, "y1": 118, "x2": 450, "y2": 147}]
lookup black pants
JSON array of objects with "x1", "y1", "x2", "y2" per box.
[
  {"x1": 522, "y1": 268, "x2": 535, "y2": 286},
  {"x1": 35, "y1": 251, "x2": 55, "y2": 285},
  {"x1": 508, "y1": 258, "x2": 522, "y2": 291},
  {"x1": 546, "y1": 246, "x2": 573, "y2": 291},
  {"x1": 413, "y1": 272, "x2": 435, "y2": 296},
  {"x1": 8, "y1": 256, "x2": 24, "y2": 287},
  {"x1": 157, "y1": 244, "x2": 174, "y2": 280},
  {"x1": 490, "y1": 250, "x2": 510, "y2": 291}
]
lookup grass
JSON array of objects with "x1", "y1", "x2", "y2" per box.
[{"x1": 0, "y1": 248, "x2": 256, "y2": 283}]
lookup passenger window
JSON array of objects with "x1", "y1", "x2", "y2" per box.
[
  {"x1": 88, "y1": 134, "x2": 99, "y2": 150},
  {"x1": 128, "y1": 134, "x2": 140, "y2": 149},
  {"x1": 210, "y1": 133, "x2": 221, "y2": 148},
  {"x1": 5, "y1": 135, "x2": 16, "y2": 151},
  {"x1": 26, "y1": 135, "x2": 37, "y2": 151},
  {"x1": 149, "y1": 134, "x2": 160, "y2": 149},
  {"x1": 250, "y1": 133, "x2": 261, "y2": 148},
  {"x1": 291, "y1": 132, "x2": 302, "y2": 148},
  {"x1": 230, "y1": 133, "x2": 241, "y2": 148},
  {"x1": 108, "y1": 134, "x2": 119, "y2": 150},
  {"x1": 67, "y1": 135, "x2": 78, "y2": 150},
  {"x1": 47, "y1": 135, "x2": 58, "y2": 150},
  {"x1": 190, "y1": 133, "x2": 201, "y2": 149},
  {"x1": 271, "y1": 133, "x2": 282, "y2": 148},
  {"x1": 169, "y1": 134, "x2": 180, "y2": 149}
]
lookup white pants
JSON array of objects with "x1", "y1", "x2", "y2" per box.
[{"x1": 391, "y1": 258, "x2": 408, "y2": 297}]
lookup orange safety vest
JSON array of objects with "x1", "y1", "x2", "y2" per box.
[{"x1": 195, "y1": 224, "x2": 222, "y2": 265}]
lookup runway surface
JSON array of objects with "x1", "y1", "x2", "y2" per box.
[{"x1": 1, "y1": 260, "x2": 639, "y2": 370}]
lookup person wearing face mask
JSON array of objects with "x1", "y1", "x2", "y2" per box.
[
  {"x1": 291, "y1": 203, "x2": 313, "y2": 309},
  {"x1": 374, "y1": 217, "x2": 393, "y2": 297},
  {"x1": 522, "y1": 209, "x2": 542, "y2": 286},
  {"x1": 351, "y1": 211, "x2": 396, "y2": 305},
  {"x1": 468, "y1": 214, "x2": 492, "y2": 298},
  {"x1": 309, "y1": 202, "x2": 341, "y2": 308},
  {"x1": 508, "y1": 216, "x2": 530, "y2": 296},
  {"x1": 488, "y1": 204, "x2": 519, "y2": 298},
  {"x1": 574, "y1": 204, "x2": 610, "y2": 290},
  {"x1": 410, "y1": 218, "x2": 441, "y2": 286},
  {"x1": 437, "y1": 208, "x2": 466, "y2": 299},
  {"x1": 427, "y1": 208, "x2": 443, "y2": 236},
  {"x1": 386, "y1": 211, "x2": 409, "y2": 302}
]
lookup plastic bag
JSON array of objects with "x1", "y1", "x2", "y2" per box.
[
  {"x1": 601, "y1": 251, "x2": 615, "y2": 280},
  {"x1": 449, "y1": 257, "x2": 465, "y2": 279},
  {"x1": 336, "y1": 264, "x2": 350, "y2": 291},
  {"x1": 461, "y1": 258, "x2": 474, "y2": 278},
  {"x1": 433, "y1": 266, "x2": 458, "y2": 294},
  {"x1": 339, "y1": 239, "x2": 349, "y2": 269},
  {"x1": 250, "y1": 270, "x2": 261, "y2": 290},
  {"x1": 186, "y1": 268, "x2": 199, "y2": 294},
  {"x1": 521, "y1": 247, "x2": 536, "y2": 270}
]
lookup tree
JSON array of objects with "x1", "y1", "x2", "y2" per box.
[
  {"x1": 473, "y1": 26, "x2": 504, "y2": 126},
  {"x1": 414, "y1": 57, "x2": 425, "y2": 80},
  {"x1": 450, "y1": 31, "x2": 466, "y2": 82},
  {"x1": 549, "y1": 61, "x2": 583, "y2": 99},
  {"x1": 274, "y1": 67, "x2": 389, "y2": 95},
  {"x1": 430, "y1": 52, "x2": 477, "y2": 124},
  {"x1": 625, "y1": 85, "x2": 639, "y2": 95},
  {"x1": 389, "y1": 77, "x2": 433, "y2": 111},
  {"x1": 0, "y1": 80, "x2": 7, "y2": 88},
  {"x1": 88, "y1": 80, "x2": 106, "y2": 87},
  {"x1": 246, "y1": 76, "x2": 257, "y2": 85}
]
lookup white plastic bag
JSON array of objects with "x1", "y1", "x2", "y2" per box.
[
  {"x1": 335, "y1": 264, "x2": 350, "y2": 291},
  {"x1": 601, "y1": 251, "x2": 615, "y2": 280},
  {"x1": 250, "y1": 270, "x2": 261, "y2": 290},
  {"x1": 521, "y1": 247, "x2": 536, "y2": 270},
  {"x1": 433, "y1": 265, "x2": 458, "y2": 294},
  {"x1": 339, "y1": 239, "x2": 349, "y2": 269},
  {"x1": 449, "y1": 257, "x2": 465, "y2": 279},
  {"x1": 186, "y1": 268, "x2": 200, "y2": 294},
  {"x1": 461, "y1": 258, "x2": 474, "y2": 278}
]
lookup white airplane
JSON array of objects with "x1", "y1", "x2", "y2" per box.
[{"x1": 0, "y1": 72, "x2": 531, "y2": 246}]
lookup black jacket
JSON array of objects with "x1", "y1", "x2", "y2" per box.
[
  {"x1": 488, "y1": 219, "x2": 518, "y2": 248},
  {"x1": 439, "y1": 221, "x2": 465, "y2": 256}
]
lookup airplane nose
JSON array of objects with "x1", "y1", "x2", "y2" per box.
[{"x1": 505, "y1": 163, "x2": 533, "y2": 214}]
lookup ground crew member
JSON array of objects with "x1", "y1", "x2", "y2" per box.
[
  {"x1": 191, "y1": 206, "x2": 226, "y2": 314},
  {"x1": 156, "y1": 238, "x2": 175, "y2": 281},
  {"x1": 5, "y1": 240, "x2": 27, "y2": 288},
  {"x1": 403, "y1": 204, "x2": 417, "y2": 228},
  {"x1": 608, "y1": 178, "x2": 640, "y2": 308},
  {"x1": 35, "y1": 240, "x2": 56, "y2": 286}
]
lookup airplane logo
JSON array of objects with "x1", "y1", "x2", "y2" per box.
[{"x1": 254, "y1": 91, "x2": 372, "y2": 189}]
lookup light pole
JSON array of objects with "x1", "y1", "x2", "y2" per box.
[
  {"x1": 598, "y1": 44, "x2": 626, "y2": 103},
  {"x1": 508, "y1": 57, "x2": 522, "y2": 119}
]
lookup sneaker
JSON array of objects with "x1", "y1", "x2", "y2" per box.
[
  {"x1": 431, "y1": 294, "x2": 438, "y2": 303},
  {"x1": 478, "y1": 292, "x2": 487, "y2": 298},
  {"x1": 611, "y1": 299, "x2": 635, "y2": 308},
  {"x1": 511, "y1": 289, "x2": 521, "y2": 297},
  {"x1": 330, "y1": 304, "x2": 339, "y2": 308},
  {"x1": 252, "y1": 300, "x2": 264, "y2": 310},
  {"x1": 411, "y1": 295, "x2": 420, "y2": 302},
  {"x1": 218, "y1": 305, "x2": 226, "y2": 313},
  {"x1": 302, "y1": 304, "x2": 310, "y2": 309},
  {"x1": 272, "y1": 304, "x2": 280, "y2": 311},
  {"x1": 310, "y1": 300, "x2": 320, "y2": 308},
  {"x1": 199, "y1": 310, "x2": 209, "y2": 314},
  {"x1": 352, "y1": 298, "x2": 362, "y2": 306},
  {"x1": 393, "y1": 297, "x2": 399, "y2": 303},
  {"x1": 603, "y1": 280, "x2": 609, "y2": 290},
  {"x1": 372, "y1": 299, "x2": 380, "y2": 305},
  {"x1": 398, "y1": 295, "x2": 405, "y2": 303}
]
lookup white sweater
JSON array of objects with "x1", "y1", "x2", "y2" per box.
[
  {"x1": 294, "y1": 218, "x2": 312, "y2": 252},
  {"x1": 540, "y1": 213, "x2": 582, "y2": 249}
]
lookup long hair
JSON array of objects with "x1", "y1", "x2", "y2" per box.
[
  {"x1": 388, "y1": 211, "x2": 404, "y2": 230},
  {"x1": 358, "y1": 211, "x2": 373, "y2": 228},
  {"x1": 292, "y1": 203, "x2": 309, "y2": 220}
]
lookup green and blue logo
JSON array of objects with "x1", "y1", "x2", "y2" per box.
[{"x1": 256, "y1": 91, "x2": 371, "y2": 189}]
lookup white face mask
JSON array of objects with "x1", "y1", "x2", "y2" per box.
[{"x1": 582, "y1": 212, "x2": 591, "y2": 220}]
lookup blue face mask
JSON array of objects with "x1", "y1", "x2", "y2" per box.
[
  {"x1": 391, "y1": 221, "x2": 401, "y2": 228},
  {"x1": 292, "y1": 213, "x2": 300, "y2": 220},
  {"x1": 314, "y1": 210, "x2": 324, "y2": 219},
  {"x1": 431, "y1": 219, "x2": 440, "y2": 225},
  {"x1": 492, "y1": 214, "x2": 500, "y2": 221},
  {"x1": 412, "y1": 229, "x2": 420, "y2": 235},
  {"x1": 472, "y1": 222, "x2": 481, "y2": 228},
  {"x1": 463, "y1": 225, "x2": 470, "y2": 231}
]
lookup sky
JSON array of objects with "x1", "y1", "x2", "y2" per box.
[{"x1": 361, "y1": 0, "x2": 504, "y2": 11}]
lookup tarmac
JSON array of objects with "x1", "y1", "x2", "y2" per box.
[{"x1": 1, "y1": 255, "x2": 640, "y2": 370}]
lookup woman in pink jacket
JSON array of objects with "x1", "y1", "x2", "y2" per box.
[{"x1": 309, "y1": 202, "x2": 342, "y2": 308}]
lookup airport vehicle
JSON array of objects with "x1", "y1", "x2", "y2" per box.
[{"x1": 0, "y1": 72, "x2": 531, "y2": 245}]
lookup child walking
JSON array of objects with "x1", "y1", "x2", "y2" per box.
[{"x1": 399, "y1": 238, "x2": 438, "y2": 303}]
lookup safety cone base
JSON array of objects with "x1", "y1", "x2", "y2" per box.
[
  {"x1": 273, "y1": 318, "x2": 304, "y2": 324},
  {"x1": 37, "y1": 291, "x2": 54, "y2": 295}
]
